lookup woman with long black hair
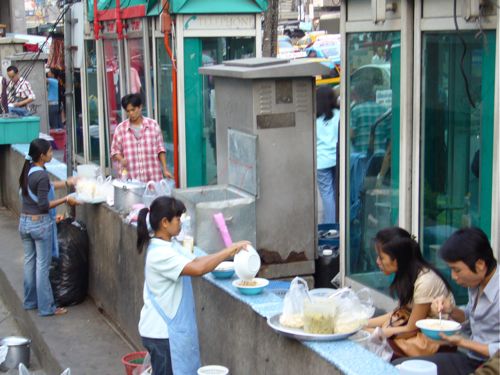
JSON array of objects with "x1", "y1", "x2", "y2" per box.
[
  {"x1": 136, "y1": 196, "x2": 249, "y2": 375},
  {"x1": 19, "y1": 138, "x2": 79, "y2": 316},
  {"x1": 367, "y1": 227, "x2": 455, "y2": 357}
]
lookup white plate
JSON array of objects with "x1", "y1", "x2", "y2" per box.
[
  {"x1": 73, "y1": 193, "x2": 106, "y2": 204},
  {"x1": 267, "y1": 313, "x2": 358, "y2": 341}
]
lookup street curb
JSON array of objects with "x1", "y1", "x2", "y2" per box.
[{"x1": 0, "y1": 267, "x2": 63, "y2": 375}]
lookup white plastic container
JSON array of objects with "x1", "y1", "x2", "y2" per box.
[
  {"x1": 197, "y1": 365, "x2": 229, "y2": 375},
  {"x1": 396, "y1": 360, "x2": 437, "y2": 375},
  {"x1": 77, "y1": 164, "x2": 99, "y2": 179}
]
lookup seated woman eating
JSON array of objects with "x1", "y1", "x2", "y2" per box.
[{"x1": 366, "y1": 227, "x2": 455, "y2": 358}]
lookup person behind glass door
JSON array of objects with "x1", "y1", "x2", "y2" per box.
[
  {"x1": 6, "y1": 65, "x2": 36, "y2": 117},
  {"x1": 393, "y1": 227, "x2": 499, "y2": 375},
  {"x1": 18, "y1": 138, "x2": 79, "y2": 316},
  {"x1": 316, "y1": 85, "x2": 340, "y2": 224},
  {"x1": 111, "y1": 93, "x2": 174, "y2": 182},
  {"x1": 136, "y1": 196, "x2": 249, "y2": 375}
]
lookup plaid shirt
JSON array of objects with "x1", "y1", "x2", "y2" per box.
[
  {"x1": 7, "y1": 77, "x2": 36, "y2": 105},
  {"x1": 350, "y1": 101, "x2": 390, "y2": 155},
  {"x1": 110, "y1": 117, "x2": 166, "y2": 182}
]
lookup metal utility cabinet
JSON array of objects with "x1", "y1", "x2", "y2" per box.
[{"x1": 198, "y1": 58, "x2": 328, "y2": 279}]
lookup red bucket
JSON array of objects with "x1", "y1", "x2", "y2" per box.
[
  {"x1": 49, "y1": 129, "x2": 66, "y2": 150},
  {"x1": 121, "y1": 351, "x2": 147, "y2": 375}
]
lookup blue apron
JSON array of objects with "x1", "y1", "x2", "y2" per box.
[
  {"x1": 145, "y1": 241, "x2": 201, "y2": 375},
  {"x1": 26, "y1": 166, "x2": 59, "y2": 258}
]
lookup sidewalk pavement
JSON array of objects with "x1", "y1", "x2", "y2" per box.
[
  {"x1": 0, "y1": 207, "x2": 135, "y2": 374},
  {"x1": 0, "y1": 293, "x2": 46, "y2": 375}
]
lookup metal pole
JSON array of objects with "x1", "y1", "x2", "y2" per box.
[{"x1": 64, "y1": 2, "x2": 74, "y2": 180}]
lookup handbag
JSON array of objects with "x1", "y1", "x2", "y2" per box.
[{"x1": 384, "y1": 306, "x2": 440, "y2": 358}]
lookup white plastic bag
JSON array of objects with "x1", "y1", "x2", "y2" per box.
[
  {"x1": 142, "y1": 181, "x2": 157, "y2": 207},
  {"x1": 364, "y1": 327, "x2": 394, "y2": 362},
  {"x1": 156, "y1": 178, "x2": 175, "y2": 197},
  {"x1": 0, "y1": 345, "x2": 7, "y2": 366},
  {"x1": 133, "y1": 353, "x2": 152, "y2": 375},
  {"x1": 279, "y1": 277, "x2": 310, "y2": 328},
  {"x1": 331, "y1": 287, "x2": 375, "y2": 333}
]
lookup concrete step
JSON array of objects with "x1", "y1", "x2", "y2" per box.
[{"x1": 0, "y1": 208, "x2": 135, "y2": 375}]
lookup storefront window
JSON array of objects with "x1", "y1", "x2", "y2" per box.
[
  {"x1": 420, "y1": 32, "x2": 495, "y2": 304},
  {"x1": 184, "y1": 37, "x2": 255, "y2": 187},
  {"x1": 346, "y1": 32, "x2": 401, "y2": 292},
  {"x1": 103, "y1": 39, "x2": 122, "y2": 140},
  {"x1": 156, "y1": 38, "x2": 175, "y2": 175},
  {"x1": 85, "y1": 40, "x2": 100, "y2": 163}
]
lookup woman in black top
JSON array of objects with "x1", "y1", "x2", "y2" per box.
[{"x1": 18, "y1": 138, "x2": 79, "y2": 316}]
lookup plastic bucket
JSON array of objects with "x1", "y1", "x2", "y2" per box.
[
  {"x1": 121, "y1": 351, "x2": 147, "y2": 375},
  {"x1": 49, "y1": 129, "x2": 66, "y2": 150}
]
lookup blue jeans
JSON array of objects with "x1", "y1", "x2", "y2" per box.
[
  {"x1": 142, "y1": 337, "x2": 173, "y2": 375},
  {"x1": 317, "y1": 166, "x2": 337, "y2": 224},
  {"x1": 19, "y1": 214, "x2": 56, "y2": 316},
  {"x1": 9, "y1": 106, "x2": 31, "y2": 117}
]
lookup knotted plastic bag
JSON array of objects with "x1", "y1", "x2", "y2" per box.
[
  {"x1": 279, "y1": 277, "x2": 310, "y2": 329},
  {"x1": 364, "y1": 327, "x2": 394, "y2": 362},
  {"x1": 331, "y1": 287, "x2": 375, "y2": 333}
]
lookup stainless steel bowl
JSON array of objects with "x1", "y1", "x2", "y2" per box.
[{"x1": 0, "y1": 336, "x2": 31, "y2": 371}]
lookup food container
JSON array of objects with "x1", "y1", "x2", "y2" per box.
[
  {"x1": 211, "y1": 261, "x2": 235, "y2": 279},
  {"x1": 0, "y1": 336, "x2": 31, "y2": 371},
  {"x1": 232, "y1": 278, "x2": 269, "y2": 295},
  {"x1": 197, "y1": 365, "x2": 229, "y2": 375},
  {"x1": 396, "y1": 359, "x2": 437, "y2": 375},
  {"x1": 113, "y1": 180, "x2": 147, "y2": 214},
  {"x1": 77, "y1": 164, "x2": 99, "y2": 179},
  {"x1": 234, "y1": 245, "x2": 261, "y2": 281},
  {"x1": 303, "y1": 297, "x2": 336, "y2": 334}
]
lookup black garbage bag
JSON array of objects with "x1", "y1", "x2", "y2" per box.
[{"x1": 49, "y1": 218, "x2": 89, "y2": 306}]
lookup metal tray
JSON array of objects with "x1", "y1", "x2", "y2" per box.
[{"x1": 267, "y1": 313, "x2": 358, "y2": 341}]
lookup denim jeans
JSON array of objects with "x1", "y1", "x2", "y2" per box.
[
  {"x1": 317, "y1": 166, "x2": 337, "y2": 224},
  {"x1": 19, "y1": 214, "x2": 56, "y2": 316},
  {"x1": 142, "y1": 337, "x2": 173, "y2": 375},
  {"x1": 8, "y1": 106, "x2": 31, "y2": 117}
]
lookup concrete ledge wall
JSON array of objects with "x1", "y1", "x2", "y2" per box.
[{"x1": 0, "y1": 146, "x2": 346, "y2": 374}]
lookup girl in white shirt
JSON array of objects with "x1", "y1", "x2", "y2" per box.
[{"x1": 136, "y1": 196, "x2": 248, "y2": 375}]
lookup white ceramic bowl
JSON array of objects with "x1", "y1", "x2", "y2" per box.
[{"x1": 234, "y1": 245, "x2": 261, "y2": 281}]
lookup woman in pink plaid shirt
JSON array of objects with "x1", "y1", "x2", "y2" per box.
[{"x1": 111, "y1": 93, "x2": 173, "y2": 182}]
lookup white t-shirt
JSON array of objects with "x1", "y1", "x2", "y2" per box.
[{"x1": 138, "y1": 238, "x2": 192, "y2": 339}]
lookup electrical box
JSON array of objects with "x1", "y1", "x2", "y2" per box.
[{"x1": 198, "y1": 58, "x2": 329, "y2": 279}]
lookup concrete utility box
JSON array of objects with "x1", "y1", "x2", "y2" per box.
[{"x1": 199, "y1": 58, "x2": 329, "y2": 279}]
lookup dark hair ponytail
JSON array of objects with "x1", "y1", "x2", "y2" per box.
[
  {"x1": 19, "y1": 138, "x2": 51, "y2": 196},
  {"x1": 375, "y1": 227, "x2": 451, "y2": 307},
  {"x1": 136, "y1": 196, "x2": 186, "y2": 254}
]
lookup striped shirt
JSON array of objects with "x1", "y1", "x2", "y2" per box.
[
  {"x1": 110, "y1": 116, "x2": 166, "y2": 182},
  {"x1": 7, "y1": 77, "x2": 36, "y2": 105}
]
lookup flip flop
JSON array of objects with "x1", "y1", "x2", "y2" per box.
[{"x1": 54, "y1": 307, "x2": 67, "y2": 316}]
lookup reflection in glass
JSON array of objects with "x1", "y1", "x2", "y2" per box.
[
  {"x1": 127, "y1": 37, "x2": 147, "y2": 115},
  {"x1": 156, "y1": 38, "x2": 175, "y2": 175},
  {"x1": 346, "y1": 32, "x2": 401, "y2": 292},
  {"x1": 201, "y1": 37, "x2": 255, "y2": 185},
  {"x1": 420, "y1": 32, "x2": 495, "y2": 304},
  {"x1": 103, "y1": 39, "x2": 122, "y2": 140},
  {"x1": 85, "y1": 40, "x2": 100, "y2": 163}
]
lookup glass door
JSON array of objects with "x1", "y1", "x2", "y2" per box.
[
  {"x1": 420, "y1": 31, "x2": 496, "y2": 304},
  {"x1": 345, "y1": 31, "x2": 401, "y2": 293},
  {"x1": 184, "y1": 37, "x2": 255, "y2": 187}
]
